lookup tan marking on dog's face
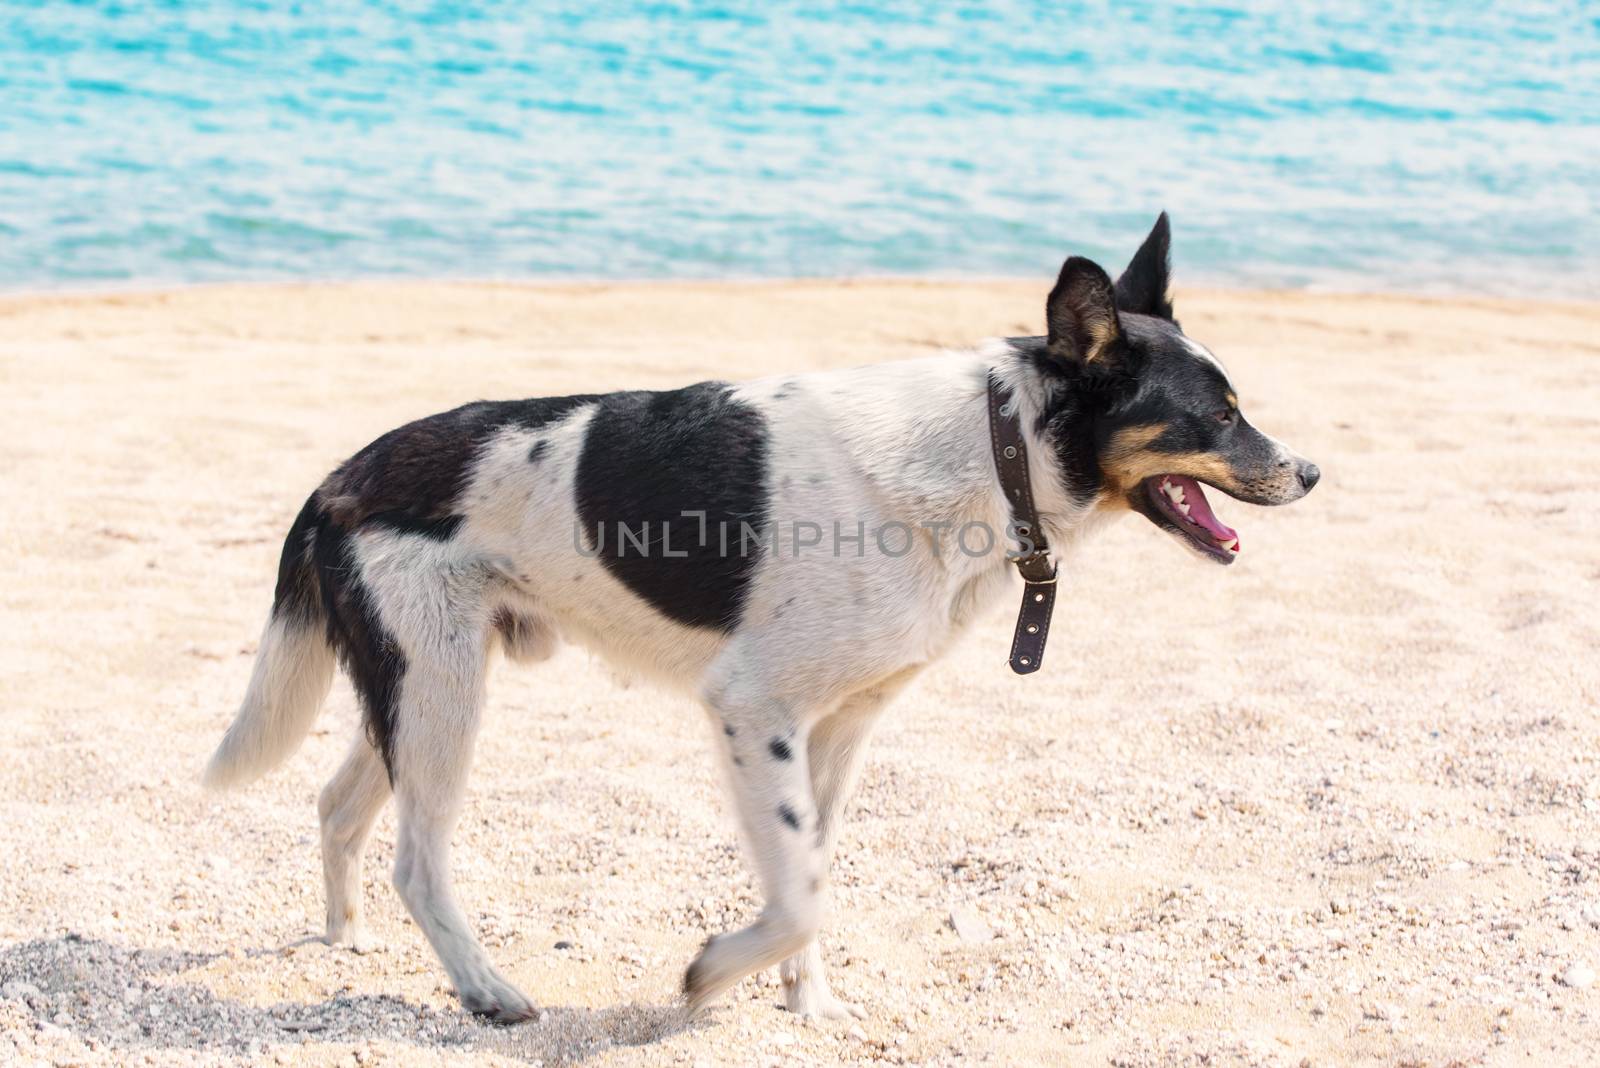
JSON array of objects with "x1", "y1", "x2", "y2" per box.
[
  {"x1": 1099, "y1": 424, "x2": 1164, "y2": 505},
  {"x1": 1102, "y1": 424, "x2": 1165, "y2": 485},
  {"x1": 1104, "y1": 425, "x2": 1243, "y2": 491}
]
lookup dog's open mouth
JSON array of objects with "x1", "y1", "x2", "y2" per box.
[{"x1": 1142, "y1": 475, "x2": 1240, "y2": 563}]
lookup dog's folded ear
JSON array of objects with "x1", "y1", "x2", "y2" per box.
[
  {"x1": 1114, "y1": 211, "x2": 1175, "y2": 322},
  {"x1": 1045, "y1": 256, "x2": 1127, "y2": 371}
]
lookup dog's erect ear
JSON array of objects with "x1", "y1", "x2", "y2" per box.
[
  {"x1": 1046, "y1": 256, "x2": 1125, "y2": 369},
  {"x1": 1114, "y1": 212, "x2": 1174, "y2": 321}
]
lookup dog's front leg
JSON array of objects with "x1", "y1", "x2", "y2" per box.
[
  {"x1": 684, "y1": 694, "x2": 826, "y2": 1015},
  {"x1": 779, "y1": 682, "x2": 902, "y2": 1019}
]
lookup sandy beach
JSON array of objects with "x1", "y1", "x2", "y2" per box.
[{"x1": 2, "y1": 280, "x2": 1598, "y2": 1067}]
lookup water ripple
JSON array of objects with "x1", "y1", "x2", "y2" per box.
[{"x1": 0, "y1": 0, "x2": 1594, "y2": 294}]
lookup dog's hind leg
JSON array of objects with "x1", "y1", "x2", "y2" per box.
[
  {"x1": 318, "y1": 732, "x2": 390, "y2": 953},
  {"x1": 387, "y1": 615, "x2": 534, "y2": 1023},
  {"x1": 339, "y1": 533, "x2": 533, "y2": 1023},
  {"x1": 683, "y1": 681, "x2": 828, "y2": 1014},
  {"x1": 779, "y1": 676, "x2": 910, "y2": 1019}
]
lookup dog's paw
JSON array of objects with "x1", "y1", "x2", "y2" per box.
[
  {"x1": 346, "y1": 929, "x2": 382, "y2": 955},
  {"x1": 784, "y1": 982, "x2": 865, "y2": 1021},
  {"x1": 684, "y1": 932, "x2": 750, "y2": 1016},
  {"x1": 324, "y1": 925, "x2": 381, "y2": 955},
  {"x1": 681, "y1": 938, "x2": 718, "y2": 1015},
  {"x1": 459, "y1": 974, "x2": 538, "y2": 1025}
]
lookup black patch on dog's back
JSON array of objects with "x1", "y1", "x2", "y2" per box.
[
  {"x1": 575, "y1": 382, "x2": 769, "y2": 631},
  {"x1": 320, "y1": 396, "x2": 597, "y2": 541}
]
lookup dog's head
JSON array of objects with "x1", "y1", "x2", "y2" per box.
[{"x1": 1035, "y1": 213, "x2": 1319, "y2": 564}]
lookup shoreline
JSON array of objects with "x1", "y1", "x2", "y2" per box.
[{"x1": 2, "y1": 274, "x2": 1594, "y2": 313}]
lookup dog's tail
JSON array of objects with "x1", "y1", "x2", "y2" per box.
[{"x1": 203, "y1": 496, "x2": 336, "y2": 790}]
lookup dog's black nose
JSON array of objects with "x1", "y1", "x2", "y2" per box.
[{"x1": 1298, "y1": 462, "x2": 1321, "y2": 492}]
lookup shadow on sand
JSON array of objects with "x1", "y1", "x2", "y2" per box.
[{"x1": 0, "y1": 934, "x2": 695, "y2": 1064}]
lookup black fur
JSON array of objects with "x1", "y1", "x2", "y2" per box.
[
  {"x1": 365, "y1": 511, "x2": 465, "y2": 540},
  {"x1": 310, "y1": 513, "x2": 408, "y2": 779},
  {"x1": 1003, "y1": 334, "x2": 1115, "y2": 510},
  {"x1": 575, "y1": 383, "x2": 769, "y2": 631},
  {"x1": 777, "y1": 803, "x2": 800, "y2": 831},
  {"x1": 1109, "y1": 316, "x2": 1235, "y2": 451},
  {"x1": 320, "y1": 396, "x2": 596, "y2": 542},
  {"x1": 768, "y1": 736, "x2": 792, "y2": 761},
  {"x1": 1045, "y1": 257, "x2": 1125, "y2": 369},
  {"x1": 492, "y1": 609, "x2": 540, "y2": 653},
  {"x1": 1024, "y1": 313, "x2": 1234, "y2": 508},
  {"x1": 270, "y1": 394, "x2": 611, "y2": 777},
  {"x1": 266, "y1": 497, "x2": 406, "y2": 776},
  {"x1": 271, "y1": 494, "x2": 324, "y2": 627},
  {"x1": 1021, "y1": 215, "x2": 1240, "y2": 509},
  {"x1": 526, "y1": 439, "x2": 549, "y2": 464},
  {"x1": 1113, "y1": 211, "x2": 1175, "y2": 322},
  {"x1": 271, "y1": 395, "x2": 605, "y2": 776},
  {"x1": 1025, "y1": 280, "x2": 1290, "y2": 517}
]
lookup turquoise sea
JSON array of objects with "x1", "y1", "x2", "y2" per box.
[{"x1": 0, "y1": 2, "x2": 1595, "y2": 295}]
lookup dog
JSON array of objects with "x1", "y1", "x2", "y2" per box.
[{"x1": 203, "y1": 213, "x2": 1319, "y2": 1023}]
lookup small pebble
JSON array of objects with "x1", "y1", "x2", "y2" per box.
[
  {"x1": 1561, "y1": 965, "x2": 1595, "y2": 989},
  {"x1": 950, "y1": 906, "x2": 993, "y2": 944}
]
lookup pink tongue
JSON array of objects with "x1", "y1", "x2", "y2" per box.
[{"x1": 1169, "y1": 476, "x2": 1237, "y2": 541}]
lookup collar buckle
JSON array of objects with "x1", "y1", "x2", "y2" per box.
[{"x1": 1013, "y1": 550, "x2": 1057, "y2": 585}]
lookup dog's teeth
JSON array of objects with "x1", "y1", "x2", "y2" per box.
[
  {"x1": 1220, "y1": 537, "x2": 1239, "y2": 552},
  {"x1": 1177, "y1": 501, "x2": 1191, "y2": 517}
]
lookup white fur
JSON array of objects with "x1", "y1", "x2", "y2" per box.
[
  {"x1": 1182, "y1": 335, "x2": 1234, "y2": 385},
  {"x1": 202, "y1": 614, "x2": 335, "y2": 789}
]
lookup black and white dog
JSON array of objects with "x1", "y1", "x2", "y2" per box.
[{"x1": 205, "y1": 215, "x2": 1319, "y2": 1022}]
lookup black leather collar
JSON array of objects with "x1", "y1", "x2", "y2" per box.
[{"x1": 986, "y1": 370, "x2": 1057, "y2": 674}]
